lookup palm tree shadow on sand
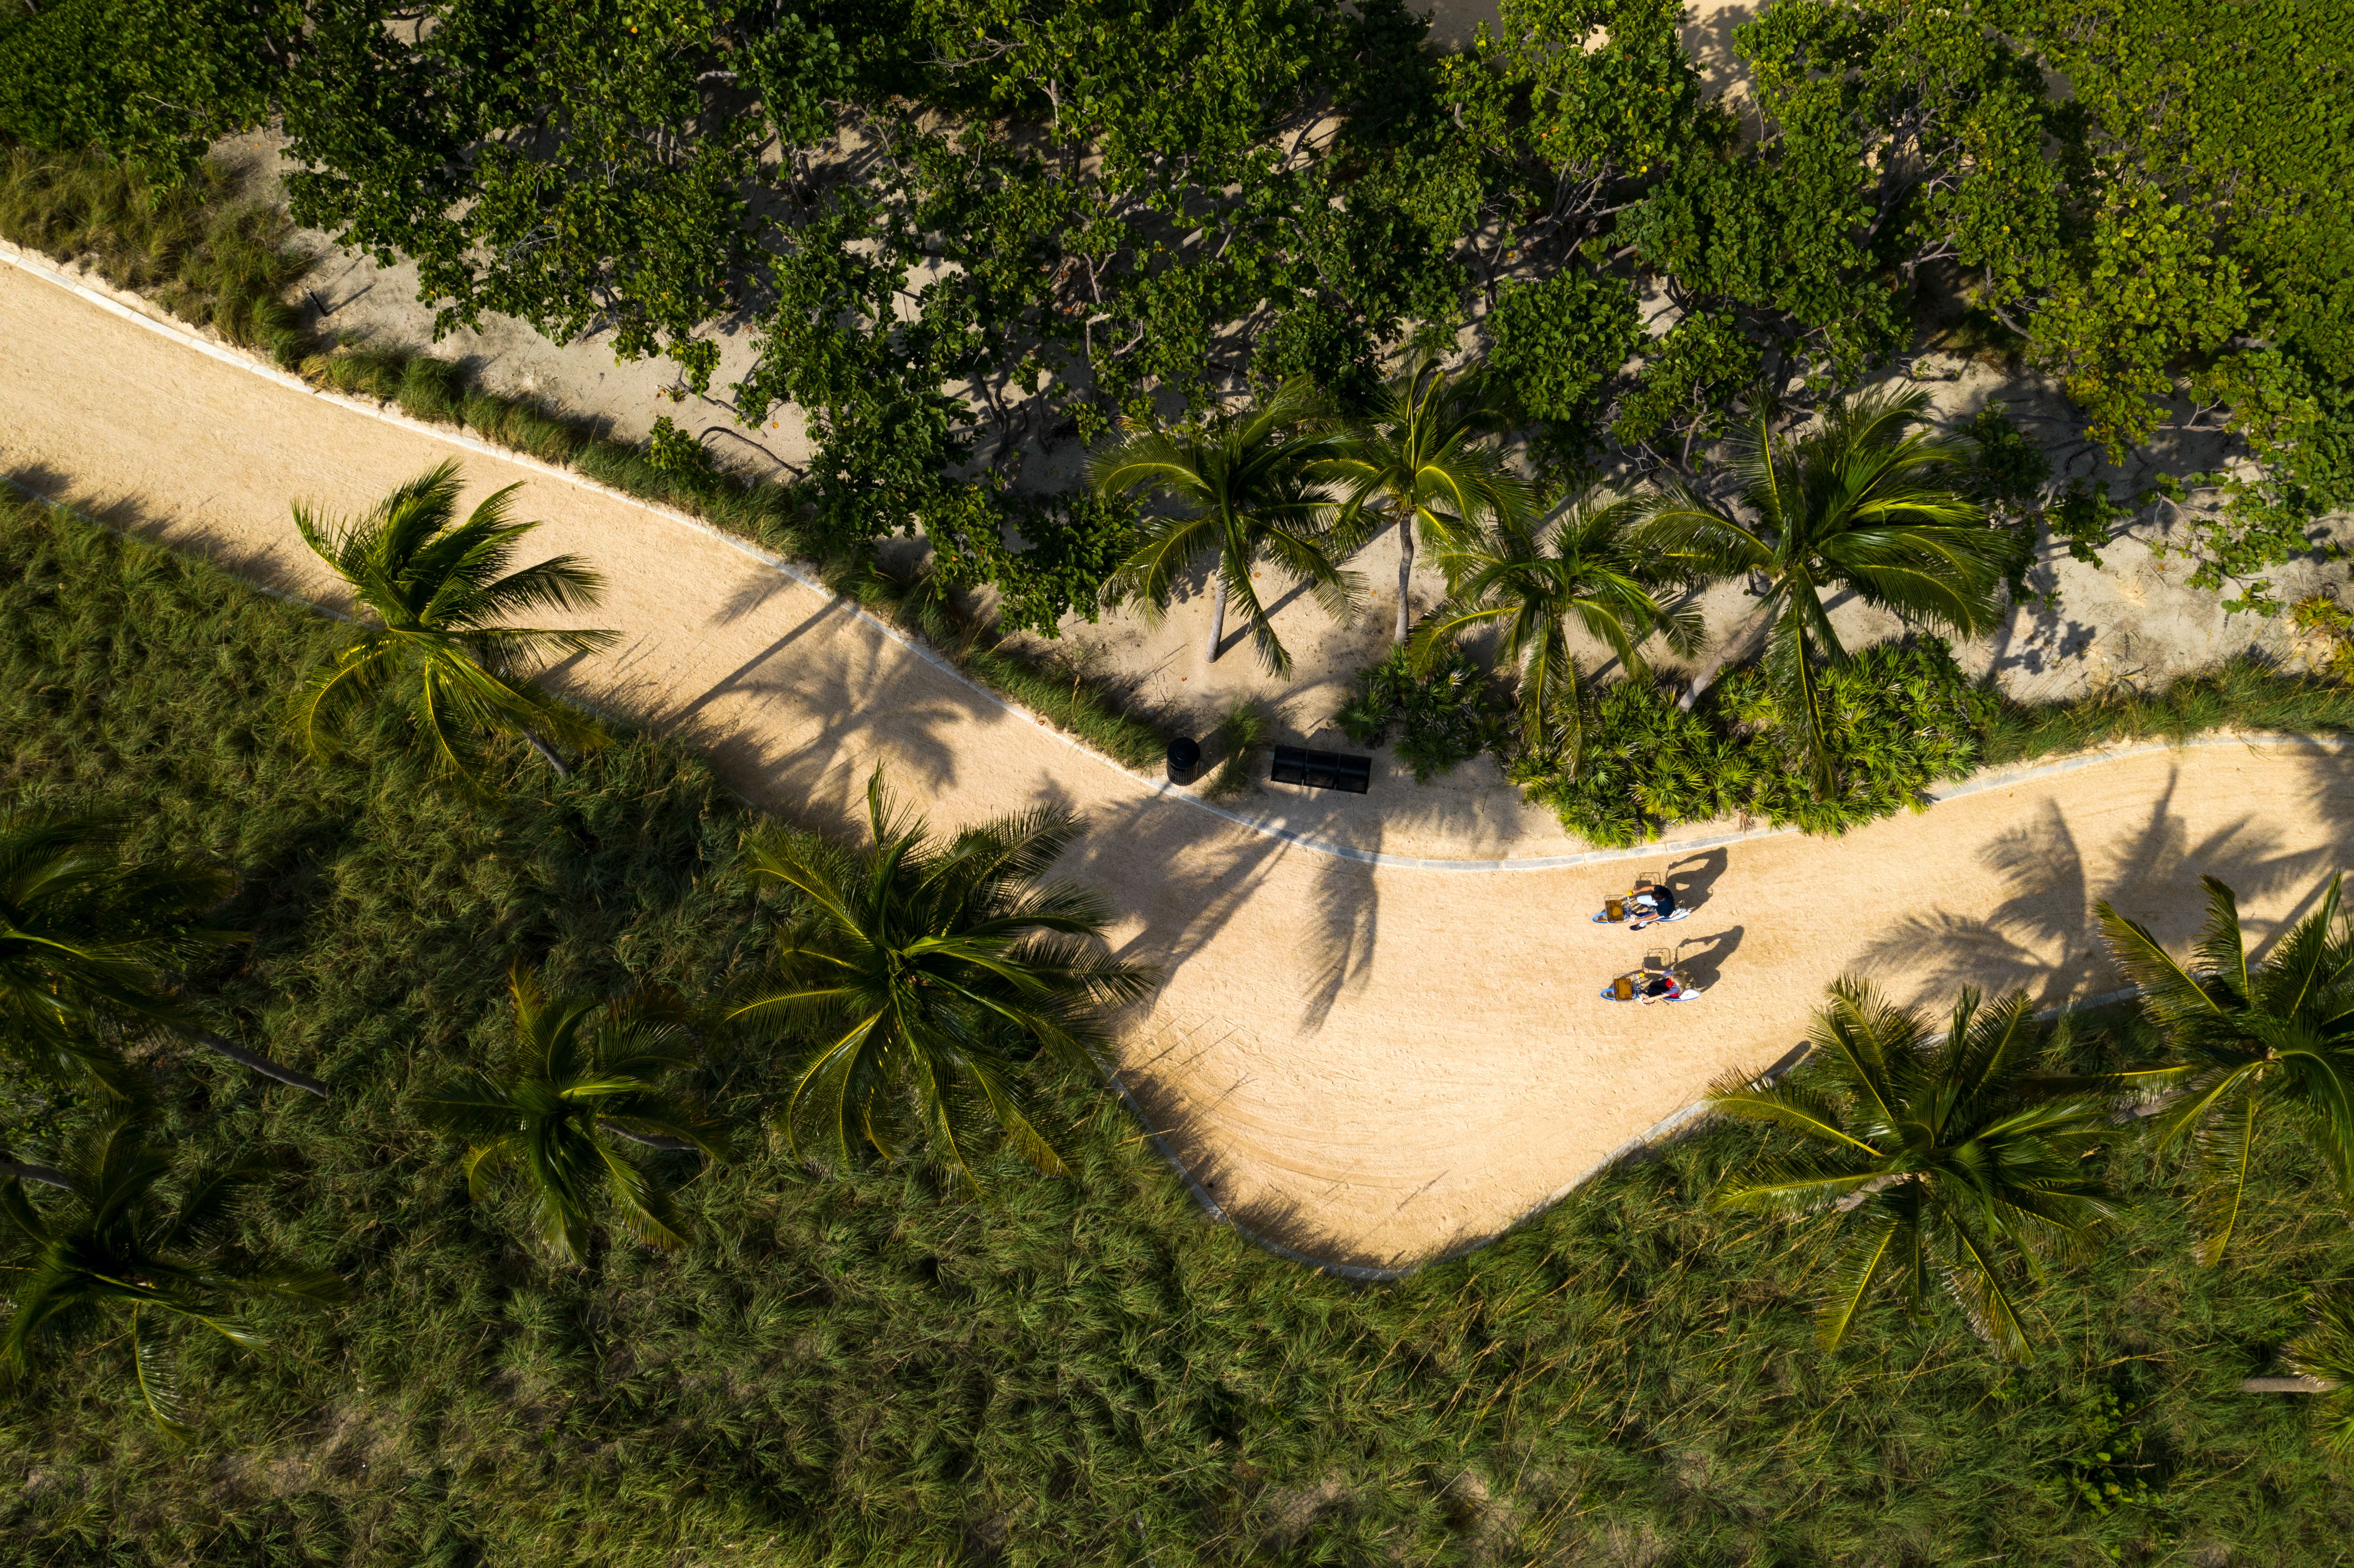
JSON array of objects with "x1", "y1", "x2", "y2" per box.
[{"x1": 1853, "y1": 756, "x2": 2354, "y2": 1010}]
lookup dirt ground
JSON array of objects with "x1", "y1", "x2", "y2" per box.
[{"x1": 6, "y1": 248, "x2": 2349, "y2": 1271}]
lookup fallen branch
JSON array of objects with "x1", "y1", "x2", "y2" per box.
[{"x1": 193, "y1": 1033, "x2": 330, "y2": 1099}]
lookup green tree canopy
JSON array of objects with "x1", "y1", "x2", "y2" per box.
[
  {"x1": 296, "y1": 461, "x2": 615, "y2": 788},
  {"x1": 15, "y1": 0, "x2": 2350, "y2": 619},
  {"x1": 411, "y1": 968, "x2": 726, "y2": 1266},
  {"x1": 0, "y1": 816, "x2": 237, "y2": 1088},
  {"x1": 0, "y1": 1119, "x2": 344, "y2": 1436},
  {"x1": 2098, "y1": 873, "x2": 2354, "y2": 1266},
  {"x1": 1320, "y1": 354, "x2": 1530, "y2": 644},
  {"x1": 0, "y1": 0, "x2": 296, "y2": 176},
  {"x1": 1417, "y1": 489, "x2": 1696, "y2": 755},
  {"x1": 1637, "y1": 387, "x2": 2019, "y2": 796},
  {"x1": 0, "y1": 816, "x2": 322, "y2": 1096},
  {"x1": 729, "y1": 769, "x2": 1153, "y2": 1195},
  {"x1": 2282, "y1": 1287, "x2": 2354, "y2": 1457},
  {"x1": 1709, "y1": 979, "x2": 2124, "y2": 1361},
  {"x1": 1094, "y1": 382, "x2": 1357, "y2": 673}
]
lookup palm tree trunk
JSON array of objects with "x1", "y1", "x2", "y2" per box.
[
  {"x1": 193, "y1": 1032, "x2": 329, "y2": 1098},
  {"x1": 1204, "y1": 578, "x2": 1229, "y2": 664},
  {"x1": 599, "y1": 1121, "x2": 699, "y2": 1153},
  {"x1": 0, "y1": 1162, "x2": 72, "y2": 1190},
  {"x1": 1832, "y1": 1172, "x2": 1908, "y2": 1212},
  {"x1": 1679, "y1": 601, "x2": 1776, "y2": 711},
  {"x1": 522, "y1": 731, "x2": 571, "y2": 780},
  {"x1": 1395, "y1": 522, "x2": 1416, "y2": 644}
]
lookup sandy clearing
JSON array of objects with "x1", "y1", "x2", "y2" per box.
[{"x1": 4, "y1": 252, "x2": 2350, "y2": 1272}]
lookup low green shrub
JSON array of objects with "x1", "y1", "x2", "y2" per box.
[
  {"x1": 391, "y1": 352, "x2": 466, "y2": 426},
  {"x1": 1521, "y1": 641, "x2": 2354, "y2": 847},
  {"x1": 1982, "y1": 654, "x2": 2354, "y2": 765},
  {"x1": 836, "y1": 556, "x2": 1171, "y2": 769},
  {"x1": 1335, "y1": 643, "x2": 1510, "y2": 782},
  {"x1": 1515, "y1": 640, "x2": 1994, "y2": 845},
  {"x1": 968, "y1": 642, "x2": 1168, "y2": 769},
  {"x1": 1511, "y1": 673, "x2": 1744, "y2": 846},
  {"x1": 2293, "y1": 591, "x2": 2354, "y2": 683},
  {"x1": 1717, "y1": 640, "x2": 1999, "y2": 834}
]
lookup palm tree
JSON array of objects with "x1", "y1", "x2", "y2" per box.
[
  {"x1": 1637, "y1": 388, "x2": 2020, "y2": 794},
  {"x1": 411, "y1": 967, "x2": 725, "y2": 1266},
  {"x1": 728, "y1": 768, "x2": 1154, "y2": 1194},
  {"x1": 2278, "y1": 1287, "x2": 2354, "y2": 1452},
  {"x1": 0, "y1": 816, "x2": 324, "y2": 1096},
  {"x1": 1708, "y1": 979, "x2": 2123, "y2": 1360},
  {"x1": 2097, "y1": 874, "x2": 2354, "y2": 1266},
  {"x1": 1320, "y1": 354, "x2": 1531, "y2": 644},
  {"x1": 0, "y1": 1119, "x2": 345, "y2": 1436},
  {"x1": 1093, "y1": 381, "x2": 1357, "y2": 674},
  {"x1": 1415, "y1": 489, "x2": 1700, "y2": 756},
  {"x1": 297, "y1": 460, "x2": 617, "y2": 787}
]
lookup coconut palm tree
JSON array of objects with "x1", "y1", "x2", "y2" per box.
[
  {"x1": 2278, "y1": 1287, "x2": 2354, "y2": 1451},
  {"x1": 297, "y1": 460, "x2": 616, "y2": 787},
  {"x1": 0, "y1": 1119, "x2": 345, "y2": 1436},
  {"x1": 1708, "y1": 979, "x2": 2124, "y2": 1360},
  {"x1": 1415, "y1": 489, "x2": 1701, "y2": 756},
  {"x1": 411, "y1": 967, "x2": 725, "y2": 1266},
  {"x1": 1093, "y1": 381, "x2": 1357, "y2": 674},
  {"x1": 729, "y1": 768, "x2": 1155, "y2": 1194},
  {"x1": 1321, "y1": 354, "x2": 1531, "y2": 644},
  {"x1": 2097, "y1": 873, "x2": 2354, "y2": 1266},
  {"x1": 1637, "y1": 388, "x2": 2021, "y2": 795},
  {"x1": 0, "y1": 816, "x2": 324, "y2": 1096}
]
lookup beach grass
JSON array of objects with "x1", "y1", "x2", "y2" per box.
[
  {"x1": 1983, "y1": 657, "x2": 2354, "y2": 765},
  {"x1": 4, "y1": 486, "x2": 2353, "y2": 1566},
  {"x1": 0, "y1": 145, "x2": 312, "y2": 366}
]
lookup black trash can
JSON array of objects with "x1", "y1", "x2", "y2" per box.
[{"x1": 1166, "y1": 736, "x2": 1201, "y2": 786}]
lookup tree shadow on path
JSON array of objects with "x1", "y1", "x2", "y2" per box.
[{"x1": 1854, "y1": 756, "x2": 2354, "y2": 1011}]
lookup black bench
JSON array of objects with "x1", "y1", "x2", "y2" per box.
[{"x1": 1269, "y1": 745, "x2": 1372, "y2": 794}]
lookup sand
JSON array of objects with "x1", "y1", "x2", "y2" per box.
[{"x1": 4, "y1": 248, "x2": 2350, "y2": 1272}]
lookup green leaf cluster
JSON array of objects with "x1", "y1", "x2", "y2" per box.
[
  {"x1": 0, "y1": 0, "x2": 297, "y2": 177},
  {"x1": 1331, "y1": 642, "x2": 1510, "y2": 783},
  {"x1": 921, "y1": 484, "x2": 1142, "y2": 639},
  {"x1": 1514, "y1": 639, "x2": 1995, "y2": 846}
]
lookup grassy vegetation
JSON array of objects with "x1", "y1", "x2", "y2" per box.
[
  {"x1": 0, "y1": 146, "x2": 311, "y2": 365},
  {"x1": 8, "y1": 469, "x2": 2354, "y2": 1565},
  {"x1": 1983, "y1": 656, "x2": 2354, "y2": 768},
  {"x1": 0, "y1": 145, "x2": 1173, "y2": 771}
]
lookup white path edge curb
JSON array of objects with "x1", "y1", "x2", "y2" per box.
[{"x1": 6, "y1": 240, "x2": 2349, "y2": 877}]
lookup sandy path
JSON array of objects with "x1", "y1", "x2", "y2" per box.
[{"x1": 5, "y1": 253, "x2": 2350, "y2": 1271}]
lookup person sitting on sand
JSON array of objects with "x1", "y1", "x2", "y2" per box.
[
  {"x1": 1627, "y1": 877, "x2": 1677, "y2": 931},
  {"x1": 1638, "y1": 970, "x2": 1687, "y2": 1004}
]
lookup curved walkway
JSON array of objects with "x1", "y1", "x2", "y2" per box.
[{"x1": 5, "y1": 250, "x2": 2351, "y2": 1271}]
